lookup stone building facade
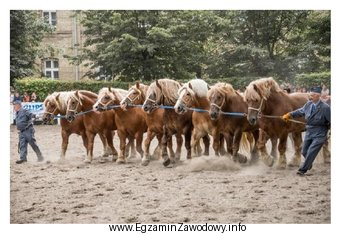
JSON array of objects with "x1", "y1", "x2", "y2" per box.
[{"x1": 36, "y1": 10, "x2": 90, "y2": 81}]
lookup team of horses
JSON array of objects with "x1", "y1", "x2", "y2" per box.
[{"x1": 42, "y1": 77, "x2": 330, "y2": 169}]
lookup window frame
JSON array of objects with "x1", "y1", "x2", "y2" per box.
[
  {"x1": 43, "y1": 59, "x2": 59, "y2": 79},
  {"x1": 43, "y1": 10, "x2": 57, "y2": 26}
]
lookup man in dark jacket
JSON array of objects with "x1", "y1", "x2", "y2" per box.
[
  {"x1": 282, "y1": 86, "x2": 330, "y2": 176},
  {"x1": 14, "y1": 100, "x2": 44, "y2": 164}
]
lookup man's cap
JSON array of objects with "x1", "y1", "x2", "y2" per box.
[{"x1": 310, "y1": 86, "x2": 322, "y2": 94}]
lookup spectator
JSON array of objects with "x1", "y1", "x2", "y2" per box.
[
  {"x1": 13, "y1": 91, "x2": 22, "y2": 103},
  {"x1": 31, "y1": 92, "x2": 38, "y2": 102},
  {"x1": 23, "y1": 92, "x2": 30, "y2": 102}
]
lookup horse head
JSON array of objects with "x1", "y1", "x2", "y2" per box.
[
  {"x1": 142, "y1": 81, "x2": 162, "y2": 114},
  {"x1": 42, "y1": 93, "x2": 61, "y2": 123},
  {"x1": 93, "y1": 87, "x2": 117, "y2": 111},
  {"x1": 175, "y1": 79, "x2": 210, "y2": 114},
  {"x1": 120, "y1": 82, "x2": 146, "y2": 110},
  {"x1": 244, "y1": 79, "x2": 272, "y2": 125},
  {"x1": 66, "y1": 91, "x2": 83, "y2": 122}
]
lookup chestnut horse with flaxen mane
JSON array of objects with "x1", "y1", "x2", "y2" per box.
[{"x1": 244, "y1": 77, "x2": 309, "y2": 168}]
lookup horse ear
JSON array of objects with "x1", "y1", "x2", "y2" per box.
[
  {"x1": 253, "y1": 84, "x2": 258, "y2": 92},
  {"x1": 156, "y1": 80, "x2": 162, "y2": 91},
  {"x1": 136, "y1": 81, "x2": 140, "y2": 89},
  {"x1": 188, "y1": 82, "x2": 193, "y2": 90},
  {"x1": 75, "y1": 90, "x2": 79, "y2": 98},
  {"x1": 108, "y1": 87, "x2": 112, "y2": 92},
  {"x1": 207, "y1": 84, "x2": 211, "y2": 90},
  {"x1": 55, "y1": 93, "x2": 60, "y2": 102}
]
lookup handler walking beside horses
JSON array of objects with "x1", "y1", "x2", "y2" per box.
[
  {"x1": 14, "y1": 100, "x2": 44, "y2": 164},
  {"x1": 282, "y1": 86, "x2": 330, "y2": 176}
]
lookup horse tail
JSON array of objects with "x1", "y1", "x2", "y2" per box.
[{"x1": 240, "y1": 132, "x2": 253, "y2": 155}]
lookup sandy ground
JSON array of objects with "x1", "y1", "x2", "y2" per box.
[{"x1": 10, "y1": 124, "x2": 330, "y2": 224}]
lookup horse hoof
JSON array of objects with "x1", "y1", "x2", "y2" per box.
[
  {"x1": 101, "y1": 153, "x2": 110, "y2": 157},
  {"x1": 116, "y1": 158, "x2": 126, "y2": 164},
  {"x1": 84, "y1": 159, "x2": 91, "y2": 163},
  {"x1": 141, "y1": 159, "x2": 150, "y2": 166},
  {"x1": 238, "y1": 155, "x2": 248, "y2": 164},
  {"x1": 276, "y1": 164, "x2": 286, "y2": 170},
  {"x1": 163, "y1": 158, "x2": 171, "y2": 167}
]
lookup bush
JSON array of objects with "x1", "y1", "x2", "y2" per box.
[
  {"x1": 13, "y1": 78, "x2": 132, "y2": 101},
  {"x1": 294, "y1": 72, "x2": 331, "y2": 89}
]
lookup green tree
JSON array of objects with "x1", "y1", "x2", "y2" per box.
[
  {"x1": 73, "y1": 10, "x2": 222, "y2": 81},
  {"x1": 10, "y1": 10, "x2": 52, "y2": 85}
]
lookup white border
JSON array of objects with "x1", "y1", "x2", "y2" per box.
[{"x1": 1, "y1": 1, "x2": 339, "y2": 233}]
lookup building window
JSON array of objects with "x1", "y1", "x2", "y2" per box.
[
  {"x1": 44, "y1": 59, "x2": 59, "y2": 79},
  {"x1": 43, "y1": 11, "x2": 57, "y2": 26}
]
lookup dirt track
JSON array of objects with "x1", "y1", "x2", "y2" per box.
[{"x1": 10, "y1": 124, "x2": 330, "y2": 223}]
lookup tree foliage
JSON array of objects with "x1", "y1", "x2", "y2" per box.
[
  {"x1": 73, "y1": 10, "x2": 329, "y2": 84},
  {"x1": 10, "y1": 10, "x2": 53, "y2": 85}
]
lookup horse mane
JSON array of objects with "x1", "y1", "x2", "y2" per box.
[
  {"x1": 98, "y1": 87, "x2": 128, "y2": 102},
  {"x1": 179, "y1": 79, "x2": 208, "y2": 98},
  {"x1": 130, "y1": 83, "x2": 149, "y2": 100},
  {"x1": 45, "y1": 91, "x2": 74, "y2": 112},
  {"x1": 148, "y1": 78, "x2": 181, "y2": 105},
  {"x1": 244, "y1": 77, "x2": 283, "y2": 102},
  {"x1": 208, "y1": 82, "x2": 239, "y2": 99}
]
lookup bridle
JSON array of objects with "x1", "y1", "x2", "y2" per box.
[
  {"x1": 67, "y1": 95, "x2": 82, "y2": 115},
  {"x1": 125, "y1": 88, "x2": 142, "y2": 104},
  {"x1": 247, "y1": 97, "x2": 264, "y2": 118},
  {"x1": 210, "y1": 95, "x2": 225, "y2": 112}
]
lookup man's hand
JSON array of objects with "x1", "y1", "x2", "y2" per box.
[{"x1": 282, "y1": 113, "x2": 291, "y2": 122}]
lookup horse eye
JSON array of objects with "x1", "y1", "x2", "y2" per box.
[
  {"x1": 104, "y1": 96, "x2": 109, "y2": 100},
  {"x1": 186, "y1": 93, "x2": 190, "y2": 96}
]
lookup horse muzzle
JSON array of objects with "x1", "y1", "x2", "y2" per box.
[
  {"x1": 66, "y1": 115, "x2": 75, "y2": 122},
  {"x1": 209, "y1": 111, "x2": 218, "y2": 120},
  {"x1": 247, "y1": 116, "x2": 257, "y2": 126}
]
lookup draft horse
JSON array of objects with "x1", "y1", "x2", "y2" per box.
[
  {"x1": 174, "y1": 79, "x2": 227, "y2": 159},
  {"x1": 93, "y1": 87, "x2": 148, "y2": 163},
  {"x1": 43, "y1": 92, "x2": 115, "y2": 160},
  {"x1": 142, "y1": 78, "x2": 210, "y2": 167},
  {"x1": 120, "y1": 82, "x2": 183, "y2": 166},
  {"x1": 65, "y1": 90, "x2": 118, "y2": 163},
  {"x1": 208, "y1": 83, "x2": 278, "y2": 163},
  {"x1": 244, "y1": 77, "x2": 309, "y2": 168}
]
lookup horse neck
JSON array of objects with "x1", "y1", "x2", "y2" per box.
[
  {"x1": 263, "y1": 91, "x2": 287, "y2": 115},
  {"x1": 192, "y1": 96, "x2": 210, "y2": 109},
  {"x1": 78, "y1": 92, "x2": 96, "y2": 111}
]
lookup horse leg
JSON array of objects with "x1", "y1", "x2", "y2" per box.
[
  {"x1": 185, "y1": 128, "x2": 192, "y2": 160},
  {"x1": 116, "y1": 130, "x2": 127, "y2": 164},
  {"x1": 142, "y1": 129, "x2": 155, "y2": 166},
  {"x1": 224, "y1": 132, "x2": 233, "y2": 156},
  {"x1": 175, "y1": 132, "x2": 183, "y2": 160},
  {"x1": 162, "y1": 128, "x2": 171, "y2": 167},
  {"x1": 270, "y1": 137, "x2": 278, "y2": 158},
  {"x1": 288, "y1": 132, "x2": 303, "y2": 167},
  {"x1": 249, "y1": 130, "x2": 259, "y2": 164},
  {"x1": 152, "y1": 133, "x2": 163, "y2": 160},
  {"x1": 126, "y1": 136, "x2": 136, "y2": 158},
  {"x1": 190, "y1": 128, "x2": 202, "y2": 158},
  {"x1": 135, "y1": 131, "x2": 144, "y2": 159},
  {"x1": 202, "y1": 134, "x2": 210, "y2": 156},
  {"x1": 60, "y1": 130, "x2": 70, "y2": 160},
  {"x1": 84, "y1": 131, "x2": 95, "y2": 163},
  {"x1": 233, "y1": 131, "x2": 248, "y2": 163},
  {"x1": 219, "y1": 134, "x2": 226, "y2": 155},
  {"x1": 257, "y1": 130, "x2": 274, "y2": 167},
  {"x1": 212, "y1": 132, "x2": 220, "y2": 156},
  {"x1": 276, "y1": 135, "x2": 288, "y2": 169},
  {"x1": 105, "y1": 130, "x2": 117, "y2": 162}
]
